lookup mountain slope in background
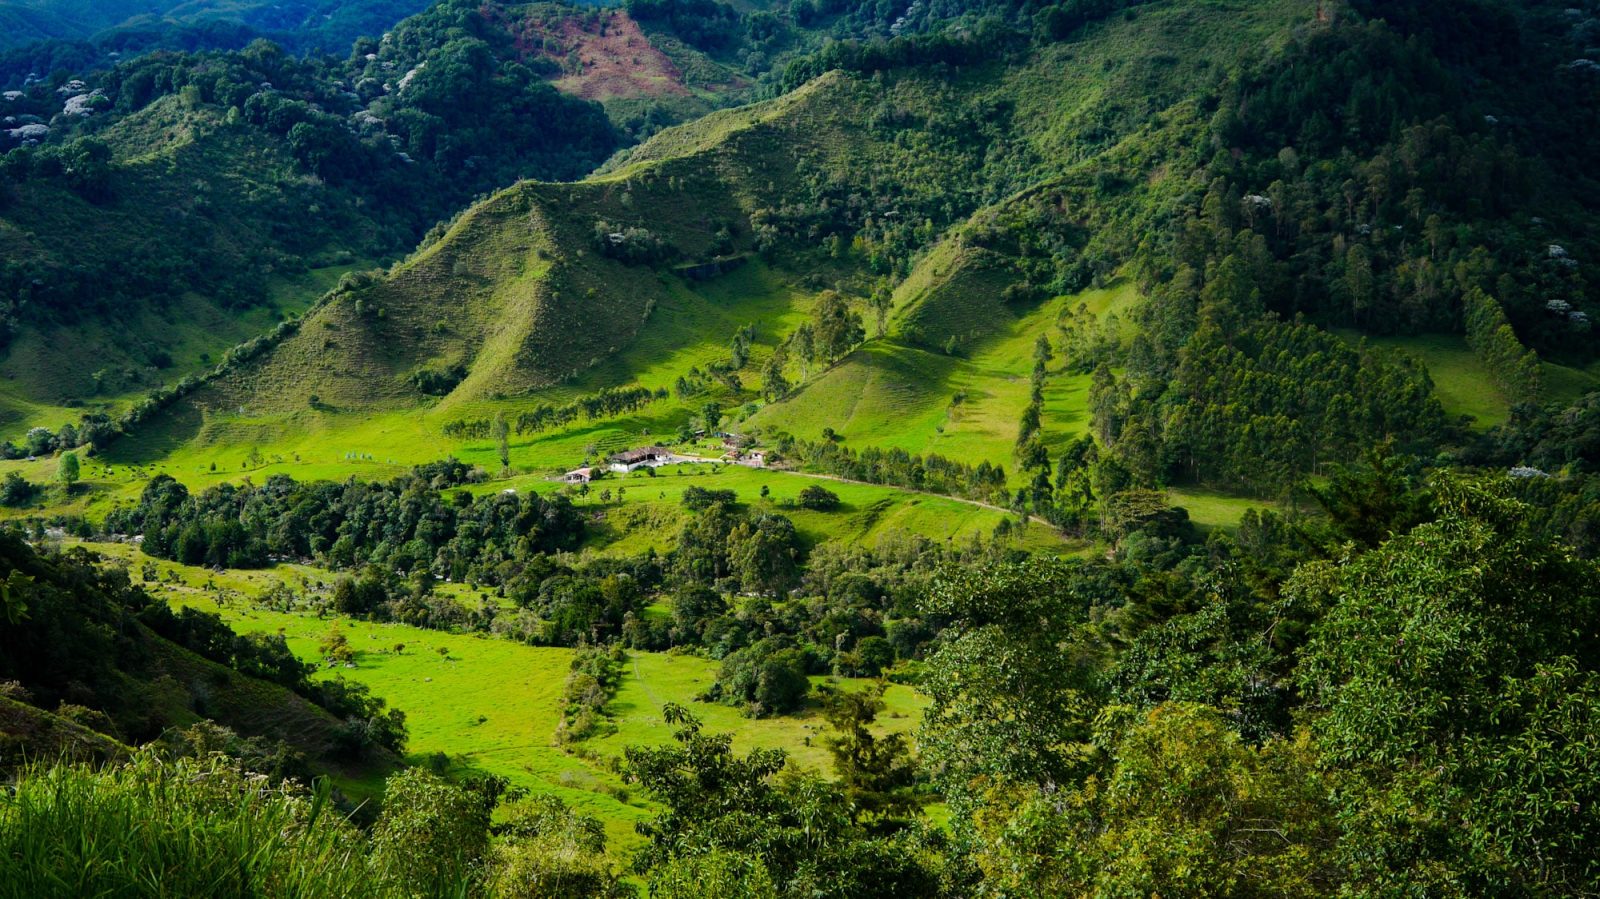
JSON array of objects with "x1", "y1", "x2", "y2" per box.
[{"x1": 0, "y1": 0, "x2": 433, "y2": 54}]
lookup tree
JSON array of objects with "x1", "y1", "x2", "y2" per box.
[
  {"x1": 797, "y1": 484, "x2": 841, "y2": 511},
  {"x1": 1292, "y1": 477, "x2": 1600, "y2": 894},
  {"x1": 488, "y1": 794, "x2": 626, "y2": 898},
  {"x1": 813, "y1": 291, "x2": 865, "y2": 363},
  {"x1": 369, "y1": 769, "x2": 498, "y2": 897},
  {"x1": 493, "y1": 412, "x2": 510, "y2": 476},
  {"x1": 869, "y1": 285, "x2": 892, "y2": 337},
  {"x1": 966, "y1": 703, "x2": 1340, "y2": 897},
  {"x1": 56, "y1": 451, "x2": 79, "y2": 491},
  {"x1": 727, "y1": 513, "x2": 801, "y2": 597},
  {"x1": 702, "y1": 402, "x2": 723, "y2": 433},
  {"x1": 791, "y1": 323, "x2": 816, "y2": 380},
  {"x1": 762, "y1": 346, "x2": 791, "y2": 401},
  {"x1": 626, "y1": 705, "x2": 940, "y2": 896},
  {"x1": 821, "y1": 685, "x2": 918, "y2": 830},
  {"x1": 918, "y1": 559, "x2": 1106, "y2": 818},
  {"x1": 319, "y1": 624, "x2": 355, "y2": 665}
]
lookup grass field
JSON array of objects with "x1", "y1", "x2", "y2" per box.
[
  {"x1": 1166, "y1": 487, "x2": 1265, "y2": 531},
  {"x1": 1356, "y1": 333, "x2": 1512, "y2": 430},
  {"x1": 70, "y1": 540, "x2": 933, "y2": 854}
]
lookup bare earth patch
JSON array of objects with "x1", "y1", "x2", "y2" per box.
[{"x1": 511, "y1": 10, "x2": 691, "y2": 101}]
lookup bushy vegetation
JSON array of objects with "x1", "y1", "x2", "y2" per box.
[{"x1": 0, "y1": 753, "x2": 629, "y2": 898}]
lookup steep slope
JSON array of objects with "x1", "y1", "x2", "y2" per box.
[{"x1": 0, "y1": 96, "x2": 386, "y2": 427}]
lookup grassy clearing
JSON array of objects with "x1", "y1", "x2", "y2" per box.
[
  {"x1": 1166, "y1": 487, "x2": 1264, "y2": 531},
  {"x1": 586, "y1": 651, "x2": 927, "y2": 773},
  {"x1": 1542, "y1": 358, "x2": 1600, "y2": 407},
  {"x1": 1353, "y1": 333, "x2": 1511, "y2": 430}
]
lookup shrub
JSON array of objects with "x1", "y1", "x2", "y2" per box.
[{"x1": 796, "y1": 484, "x2": 842, "y2": 511}]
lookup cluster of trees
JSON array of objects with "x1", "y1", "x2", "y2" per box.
[
  {"x1": 442, "y1": 385, "x2": 667, "y2": 439},
  {"x1": 556, "y1": 643, "x2": 627, "y2": 744},
  {"x1": 908, "y1": 471, "x2": 1600, "y2": 896},
  {"x1": 105, "y1": 462, "x2": 584, "y2": 577},
  {"x1": 592, "y1": 221, "x2": 676, "y2": 265},
  {"x1": 771, "y1": 432, "x2": 1010, "y2": 505}
]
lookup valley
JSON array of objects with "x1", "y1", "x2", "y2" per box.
[{"x1": 3, "y1": 0, "x2": 1600, "y2": 896}]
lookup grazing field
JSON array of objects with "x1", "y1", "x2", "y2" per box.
[
  {"x1": 1166, "y1": 487, "x2": 1267, "y2": 531},
  {"x1": 71, "y1": 540, "x2": 933, "y2": 853},
  {"x1": 749, "y1": 283, "x2": 1133, "y2": 476}
]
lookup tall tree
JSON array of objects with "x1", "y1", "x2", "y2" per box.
[
  {"x1": 493, "y1": 412, "x2": 510, "y2": 477},
  {"x1": 56, "y1": 451, "x2": 80, "y2": 491}
]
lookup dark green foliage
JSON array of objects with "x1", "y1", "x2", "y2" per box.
[
  {"x1": 819, "y1": 685, "x2": 918, "y2": 830},
  {"x1": 774, "y1": 432, "x2": 1008, "y2": 504},
  {"x1": 707, "y1": 637, "x2": 813, "y2": 716},
  {"x1": 680, "y1": 485, "x2": 738, "y2": 510},
  {"x1": 1292, "y1": 478, "x2": 1600, "y2": 895},
  {"x1": 0, "y1": 472, "x2": 38, "y2": 507},
  {"x1": 106, "y1": 465, "x2": 584, "y2": 577},
  {"x1": 626, "y1": 705, "x2": 944, "y2": 897},
  {"x1": 444, "y1": 386, "x2": 668, "y2": 437},
  {"x1": 796, "y1": 483, "x2": 841, "y2": 510},
  {"x1": 557, "y1": 643, "x2": 626, "y2": 743},
  {"x1": 408, "y1": 363, "x2": 466, "y2": 397}
]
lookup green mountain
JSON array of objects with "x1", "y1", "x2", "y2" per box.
[{"x1": 112, "y1": 0, "x2": 1600, "y2": 496}]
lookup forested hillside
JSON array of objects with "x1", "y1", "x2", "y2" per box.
[
  {"x1": 3, "y1": 0, "x2": 1600, "y2": 896},
  {"x1": 0, "y1": 0, "x2": 433, "y2": 54}
]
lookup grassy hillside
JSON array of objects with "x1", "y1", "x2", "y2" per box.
[
  {"x1": 0, "y1": 534, "x2": 399, "y2": 789},
  {"x1": 0, "y1": 96, "x2": 385, "y2": 423},
  {"x1": 107, "y1": 0, "x2": 1306, "y2": 458}
]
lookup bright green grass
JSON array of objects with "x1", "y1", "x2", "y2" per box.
[
  {"x1": 480, "y1": 462, "x2": 1070, "y2": 554},
  {"x1": 71, "y1": 540, "x2": 935, "y2": 854},
  {"x1": 749, "y1": 285, "x2": 1121, "y2": 480},
  {"x1": 1166, "y1": 487, "x2": 1263, "y2": 531},
  {"x1": 587, "y1": 651, "x2": 927, "y2": 773}
]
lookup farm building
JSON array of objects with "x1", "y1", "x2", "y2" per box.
[{"x1": 608, "y1": 446, "x2": 670, "y2": 472}]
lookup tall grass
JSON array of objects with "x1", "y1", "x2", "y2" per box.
[{"x1": 0, "y1": 752, "x2": 377, "y2": 899}]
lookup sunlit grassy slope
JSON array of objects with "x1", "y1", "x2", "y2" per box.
[{"x1": 750, "y1": 281, "x2": 1139, "y2": 478}]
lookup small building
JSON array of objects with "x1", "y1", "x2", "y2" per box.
[
  {"x1": 563, "y1": 467, "x2": 594, "y2": 484},
  {"x1": 608, "y1": 446, "x2": 670, "y2": 473}
]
